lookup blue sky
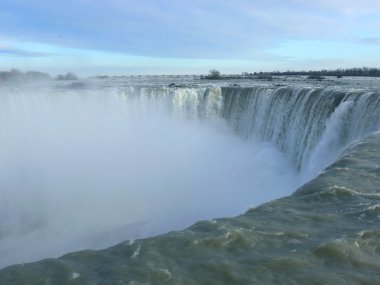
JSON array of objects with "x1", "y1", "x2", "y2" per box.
[{"x1": 1, "y1": 0, "x2": 380, "y2": 75}]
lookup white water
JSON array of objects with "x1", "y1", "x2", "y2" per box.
[
  {"x1": 303, "y1": 101, "x2": 354, "y2": 179},
  {"x1": 0, "y1": 87, "x2": 299, "y2": 268},
  {"x1": 222, "y1": 87, "x2": 380, "y2": 171},
  {"x1": 1, "y1": 81, "x2": 379, "y2": 269}
]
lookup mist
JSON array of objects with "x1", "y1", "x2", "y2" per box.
[{"x1": 0, "y1": 86, "x2": 300, "y2": 268}]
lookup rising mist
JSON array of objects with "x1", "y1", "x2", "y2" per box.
[{"x1": 0, "y1": 83, "x2": 299, "y2": 268}]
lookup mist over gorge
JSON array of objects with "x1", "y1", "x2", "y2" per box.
[
  {"x1": 0, "y1": 79, "x2": 300, "y2": 267},
  {"x1": 0, "y1": 75, "x2": 379, "y2": 284},
  {"x1": 2, "y1": 0, "x2": 380, "y2": 283}
]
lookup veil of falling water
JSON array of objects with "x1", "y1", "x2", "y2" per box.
[{"x1": 0, "y1": 77, "x2": 379, "y2": 270}]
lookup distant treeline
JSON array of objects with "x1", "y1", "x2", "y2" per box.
[
  {"x1": 0, "y1": 69, "x2": 78, "y2": 83},
  {"x1": 244, "y1": 67, "x2": 380, "y2": 77},
  {"x1": 55, "y1": 72, "x2": 78, "y2": 80},
  {"x1": 0, "y1": 69, "x2": 51, "y2": 82}
]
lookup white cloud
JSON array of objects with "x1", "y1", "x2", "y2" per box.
[
  {"x1": 0, "y1": 45, "x2": 55, "y2": 57},
  {"x1": 293, "y1": 0, "x2": 380, "y2": 15}
]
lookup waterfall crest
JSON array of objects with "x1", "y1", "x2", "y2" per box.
[
  {"x1": 117, "y1": 85, "x2": 380, "y2": 172},
  {"x1": 219, "y1": 87, "x2": 380, "y2": 171}
]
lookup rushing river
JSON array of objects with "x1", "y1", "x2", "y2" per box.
[{"x1": 0, "y1": 76, "x2": 379, "y2": 284}]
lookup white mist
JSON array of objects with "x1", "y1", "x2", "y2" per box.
[{"x1": 0, "y1": 86, "x2": 299, "y2": 268}]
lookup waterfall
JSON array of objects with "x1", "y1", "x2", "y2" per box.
[
  {"x1": 115, "y1": 86, "x2": 223, "y2": 119},
  {"x1": 219, "y1": 86, "x2": 380, "y2": 172},
  {"x1": 1, "y1": 82, "x2": 379, "y2": 268},
  {"x1": 113, "y1": 85, "x2": 380, "y2": 173}
]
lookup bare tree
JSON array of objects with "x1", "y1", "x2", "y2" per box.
[
  {"x1": 55, "y1": 72, "x2": 78, "y2": 80},
  {"x1": 207, "y1": 69, "x2": 222, "y2": 79}
]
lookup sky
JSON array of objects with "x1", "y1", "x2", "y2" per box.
[{"x1": 1, "y1": 0, "x2": 380, "y2": 76}]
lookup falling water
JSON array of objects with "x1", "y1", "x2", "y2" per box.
[{"x1": 0, "y1": 79, "x2": 379, "y2": 269}]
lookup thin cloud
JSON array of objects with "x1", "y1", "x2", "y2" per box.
[
  {"x1": 0, "y1": 0, "x2": 358, "y2": 59},
  {"x1": 293, "y1": 0, "x2": 380, "y2": 16},
  {"x1": 360, "y1": 37, "x2": 380, "y2": 45},
  {"x1": 0, "y1": 0, "x2": 379, "y2": 73},
  {"x1": 0, "y1": 47, "x2": 56, "y2": 57}
]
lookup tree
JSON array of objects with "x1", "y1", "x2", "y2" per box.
[
  {"x1": 207, "y1": 69, "x2": 222, "y2": 79},
  {"x1": 55, "y1": 72, "x2": 78, "y2": 80}
]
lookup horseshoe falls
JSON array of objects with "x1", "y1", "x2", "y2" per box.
[
  {"x1": 221, "y1": 86, "x2": 380, "y2": 176},
  {"x1": 0, "y1": 77, "x2": 380, "y2": 284}
]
